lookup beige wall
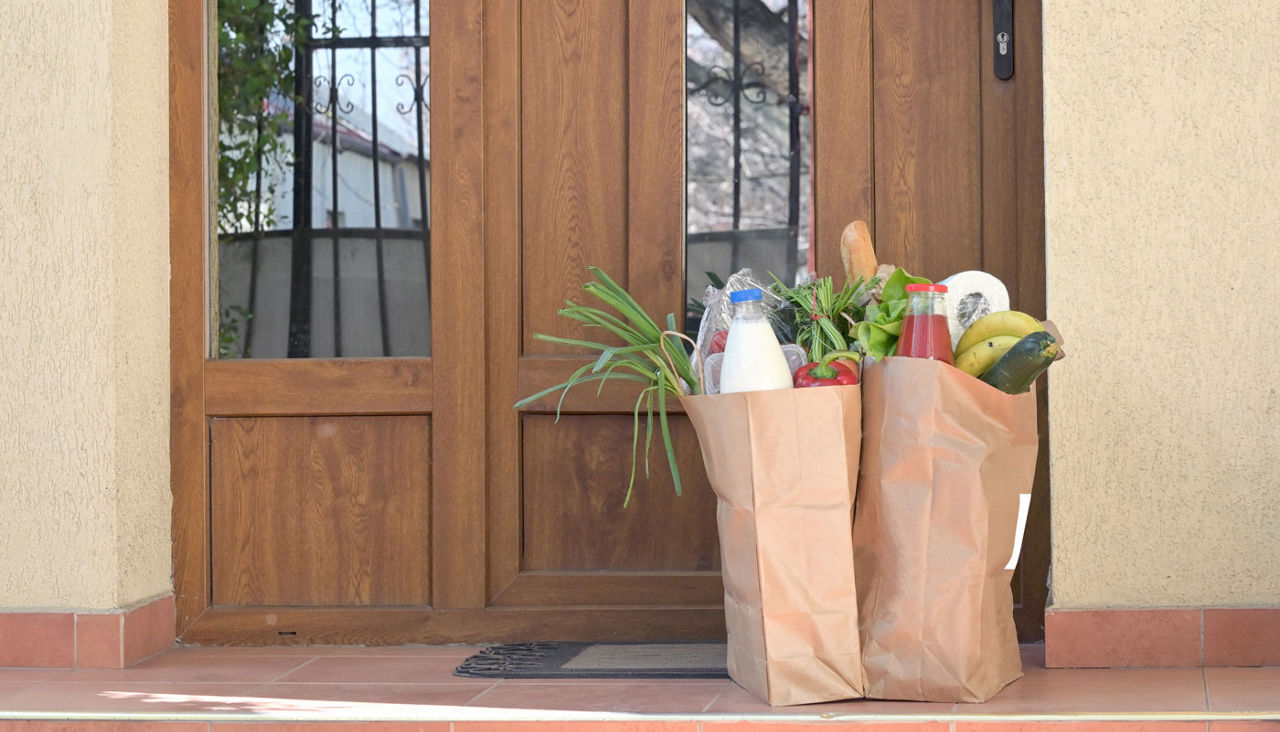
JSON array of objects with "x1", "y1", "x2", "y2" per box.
[
  {"x1": 0, "y1": 0, "x2": 170, "y2": 609},
  {"x1": 1044, "y1": 2, "x2": 1280, "y2": 607},
  {"x1": 0, "y1": 0, "x2": 1273, "y2": 615}
]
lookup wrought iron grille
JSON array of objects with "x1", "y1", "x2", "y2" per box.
[
  {"x1": 685, "y1": 0, "x2": 809, "y2": 326},
  {"x1": 217, "y1": 0, "x2": 431, "y2": 359}
]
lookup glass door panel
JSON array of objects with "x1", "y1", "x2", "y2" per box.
[
  {"x1": 214, "y1": 0, "x2": 430, "y2": 358},
  {"x1": 685, "y1": 0, "x2": 811, "y2": 332}
]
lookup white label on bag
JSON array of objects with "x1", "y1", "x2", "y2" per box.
[{"x1": 1004, "y1": 493, "x2": 1032, "y2": 570}]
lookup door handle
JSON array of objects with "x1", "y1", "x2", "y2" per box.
[{"x1": 994, "y1": 0, "x2": 1014, "y2": 80}]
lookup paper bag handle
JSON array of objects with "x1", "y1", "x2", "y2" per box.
[{"x1": 659, "y1": 330, "x2": 704, "y2": 395}]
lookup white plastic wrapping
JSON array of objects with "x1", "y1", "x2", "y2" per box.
[{"x1": 693, "y1": 269, "x2": 790, "y2": 388}]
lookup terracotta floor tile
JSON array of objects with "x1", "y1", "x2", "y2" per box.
[
  {"x1": 55, "y1": 654, "x2": 313, "y2": 683},
  {"x1": 1208, "y1": 722, "x2": 1280, "y2": 731},
  {"x1": 274, "y1": 656, "x2": 477, "y2": 684},
  {"x1": 0, "y1": 670, "x2": 69, "y2": 682},
  {"x1": 1021, "y1": 643, "x2": 1047, "y2": 668},
  {"x1": 0, "y1": 614, "x2": 75, "y2": 668},
  {"x1": 248, "y1": 681, "x2": 495, "y2": 706},
  {"x1": 0, "y1": 682, "x2": 261, "y2": 713},
  {"x1": 327, "y1": 645, "x2": 485, "y2": 659},
  {"x1": 701, "y1": 682, "x2": 953, "y2": 715},
  {"x1": 702, "y1": 721, "x2": 946, "y2": 731},
  {"x1": 122, "y1": 596, "x2": 178, "y2": 667},
  {"x1": 1045, "y1": 609, "x2": 1202, "y2": 668},
  {"x1": 0, "y1": 723, "x2": 208, "y2": 732},
  {"x1": 952, "y1": 667, "x2": 1207, "y2": 714},
  {"x1": 1206, "y1": 667, "x2": 1280, "y2": 712},
  {"x1": 75, "y1": 613, "x2": 123, "y2": 669},
  {"x1": 0, "y1": 682, "x2": 41, "y2": 702},
  {"x1": 460, "y1": 721, "x2": 701, "y2": 726},
  {"x1": 956, "y1": 724, "x2": 1210, "y2": 731},
  {"x1": 0, "y1": 644, "x2": 1273, "y2": 723},
  {"x1": 466, "y1": 680, "x2": 729, "y2": 714},
  {"x1": 204, "y1": 721, "x2": 450, "y2": 726},
  {"x1": 208, "y1": 724, "x2": 450, "y2": 731},
  {"x1": 1205, "y1": 610, "x2": 1280, "y2": 667},
  {"x1": 455, "y1": 724, "x2": 699, "y2": 732}
]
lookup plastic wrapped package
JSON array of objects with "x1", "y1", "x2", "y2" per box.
[{"x1": 693, "y1": 269, "x2": 793, "y2": 392}]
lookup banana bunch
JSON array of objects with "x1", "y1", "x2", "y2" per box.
[{"x1": 953, "y1": 310, "x2": 1045, "y2": 377}]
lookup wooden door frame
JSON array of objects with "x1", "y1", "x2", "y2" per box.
[
  {"x1": 170, "y1": 0, "x2": 1046, "y2": 644},
  {"x1": 168, "y1": 0, "x2": 455, "y2": 643}
]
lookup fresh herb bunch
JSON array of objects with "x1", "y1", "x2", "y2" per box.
[
  {"x1": 514, "y1": 267, "x2": 700, "y2": 504},
  {"x1": 771, "y1": 274, "x2": 877, "y2": 362}
]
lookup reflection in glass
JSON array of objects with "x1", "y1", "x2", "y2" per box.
[
  {"x1": 686, "y1": 0, "x2": 810, "y2": 331},
  {"x1": 215, "y1": 0, "x2": 430, "y2": 358}
]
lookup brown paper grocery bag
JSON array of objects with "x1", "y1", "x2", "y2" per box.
[
  {"x1": 683, "y1": 386, "x2": 865, "y2": 706},
  {"x1": 853, "y1": 357, "x2": 1038, "y2": 702}
]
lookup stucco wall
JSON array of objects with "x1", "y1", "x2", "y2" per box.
[
  {"x1": 0, "y1": 0, "x2": 170, "y2": 609},
  {"x1": 1044, "y1": 2, "x2": 1280, "y2": 607}
]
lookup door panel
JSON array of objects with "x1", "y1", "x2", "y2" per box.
[
  {"x1": 520, "y1": 0, "x2": 629, "y2": 355},
  {"x1": 210, "y1": 416, "x2": 431, "y2": 606},
  {"x1": 872, "y1": 0, "x2": 983, "y2": 279},
  {"x1": 521, "y1": 415, "x2": 719, "y2": 573}
]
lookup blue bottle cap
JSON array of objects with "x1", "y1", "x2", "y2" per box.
[{"x1": 729, "y1": 288, "x2": 764, "y2": 303}]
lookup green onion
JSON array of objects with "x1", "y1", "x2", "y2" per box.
[{"x1": 514, "y1": 267, "x2": 700, "y2": 504}]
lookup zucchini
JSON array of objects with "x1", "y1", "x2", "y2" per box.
[{"x1": 979, "y1": 330, "x2": 1058, "y2": 394}]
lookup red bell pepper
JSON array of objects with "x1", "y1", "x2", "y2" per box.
[{"x1": 793, "y1": 350, "x2": 862, "y2": 388}]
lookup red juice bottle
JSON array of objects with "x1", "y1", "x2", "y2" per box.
[{"x1": 898, "y1": 283, "x2": 954, "y2": 365}]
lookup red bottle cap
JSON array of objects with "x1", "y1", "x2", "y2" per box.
[{"x1": 904, "y1": 283, "x2": 948, "y2": 293}]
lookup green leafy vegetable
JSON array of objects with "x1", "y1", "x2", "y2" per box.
[
  {"x1": 854, "y1": 268, "x2": 931, "y2": 359},
  {"x1": 514, "y1": 267, "x2": 699, "y2": 504},
  {"x1": 880, "y1": 267, "x2": 933, "y2": 304}
]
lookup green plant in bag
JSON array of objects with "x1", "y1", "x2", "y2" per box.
[
  {"x1": 513, "y1": 267, "x2": 700, "y2": 505},
  {"x1": 770, "y1": 274, "x2": 877, "y2": 362}
]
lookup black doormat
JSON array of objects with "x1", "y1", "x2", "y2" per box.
[{"x1": 454, "y1": 641, "x2": 730, "y2": 679}]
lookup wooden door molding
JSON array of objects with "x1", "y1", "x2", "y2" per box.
[
  {"x1": 168, "y1": 0, "x2": 447, "y2": 641},
  {"x1": 428, "y1": 0, "x2": 488, "y2": 611},
  {"x1": 482, "y1": 0, "x2": 524, "y2": 608},
  {"x1": 169, "y1": 0, "x2": 211, "y2": 636}
]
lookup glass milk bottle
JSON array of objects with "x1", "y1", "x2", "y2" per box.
[{"x1": 719, "y1": 288, "x2": 794, "y2": 394}]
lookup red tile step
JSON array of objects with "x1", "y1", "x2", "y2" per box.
[{"x1": 0, "y1": 645, "x2": 1274, "y2": 730}]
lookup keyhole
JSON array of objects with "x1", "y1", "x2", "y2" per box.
[{"x1": 997, "y1": 32, "x2": 1010, "y2": 56}]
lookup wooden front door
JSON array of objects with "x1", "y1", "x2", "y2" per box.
[
  {"x1": 814, "y1": 0, "x2": 1049, "y2": 640},
  {"x1": 171, "y1": 0, "x2": 1047, "y2": 645}
]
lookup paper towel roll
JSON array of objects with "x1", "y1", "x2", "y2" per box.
[{"x1": 938, "y1": 271, "x2": 1010, "y2": 350}]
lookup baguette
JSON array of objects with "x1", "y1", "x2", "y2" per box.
[{"x1": 839, "y1": 220, "x2": 879, "y2": 284}]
